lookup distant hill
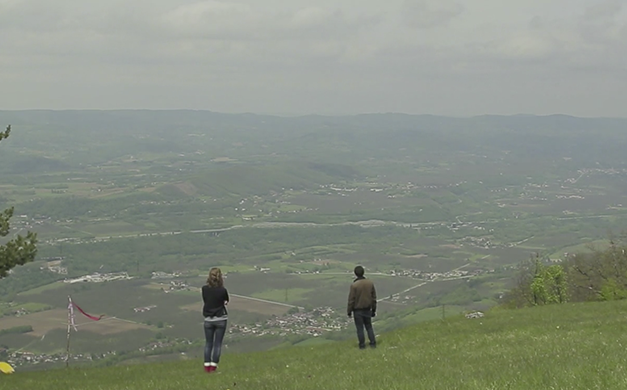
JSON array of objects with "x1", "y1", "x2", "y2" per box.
[
  {"x1": 4, "y1": 299, "x2": 627, "y2": 390},
  {"x1": 2, "y1": 109, "x2": 625, "y2": 134},
  {"x1": 2, "y1": 110, "x2": 626, "y2": 169}
]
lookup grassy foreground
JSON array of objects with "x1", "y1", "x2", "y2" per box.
[{"x1": 4, "y1": 300, "x2": 627, "y2": 390}]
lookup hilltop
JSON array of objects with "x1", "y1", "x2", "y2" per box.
[{"x1": 3, "y1": 300, "x2": 627, "y2": 390}]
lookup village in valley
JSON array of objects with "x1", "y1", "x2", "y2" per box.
[
  {"x1": 229, "y1": 307, "x2": 351, "y2": 338},
  {"x1": 1, "y1": 254, "x2": 495, "y2": 369}
]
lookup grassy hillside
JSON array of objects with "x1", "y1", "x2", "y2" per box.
[{"x1": 4, "y1": 300, "x2": 627, "y2": 390}]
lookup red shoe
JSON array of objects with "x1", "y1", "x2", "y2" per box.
[{"x1": 204, "y1": 365, "x2": 214, "y2": 373}]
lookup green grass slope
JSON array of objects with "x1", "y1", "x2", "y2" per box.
[{"x1": 4, "y1": 300, "x2": 627, "y2": 390}]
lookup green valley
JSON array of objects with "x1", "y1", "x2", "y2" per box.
[{"x1": 2, "y1": 111, "x2": 627, "y2": 370}]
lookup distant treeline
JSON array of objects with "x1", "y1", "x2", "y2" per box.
[{"x1": 503, "y1": 236, "x2": 627, "y2": 308}]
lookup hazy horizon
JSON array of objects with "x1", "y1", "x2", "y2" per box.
[
  {"x1": 1, "y1": 109, "x2": 626, "y2": 120},
  {"x1": 1, "y1": 0, "x2": 625, "y2": 117}
]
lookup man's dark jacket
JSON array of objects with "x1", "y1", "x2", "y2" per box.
[{"x1": 347, "y1": 277, "x2": 377, "y2": 316}]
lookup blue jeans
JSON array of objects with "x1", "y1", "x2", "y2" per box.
[
  {"x1": 353, "y1": 309, "x2": 376, "y2": 348},
  {"x1": 204, "y1": 320, "x2": 227, "y2": 364}
]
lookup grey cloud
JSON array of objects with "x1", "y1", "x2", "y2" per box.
[
  {"x1": 9, "y1": 0, "x2": 380, "y2": 42},
  {"x1": 583, "y1": 0, "x2": 623, "y2": 20},
  {"x1": 0, "y1": 0, "x2": 382, "y2": 69},
  {"x1": 578, "y1": 0, "x2": 625, "y2": 45},
  {"x1": 158, "y1": 2, "x2": 381, "y2": 42},
  {"x1": 400, "y1": 0, "x2": 464, "y2": 29},
  {"x1": 466, "y1": 4, "x2": 625, "y2": 72},
  {"x1": 1, "y1": 0, "x2": 626, "y2": 117},
  {"x1": 0, "y1": 1, "x2": 67, "y2": 32},
  {"x1": 529, "y1": 16, "x2": 544, "y2": 29}
]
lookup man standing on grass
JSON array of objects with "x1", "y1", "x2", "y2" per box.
[{"x1": 347, "y1": 265, "x2": 377, "y2": 349}]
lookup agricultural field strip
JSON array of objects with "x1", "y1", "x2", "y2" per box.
[
  {"x1": 229, "y1": 294, "x2": 304, "y2": 310},
  {"x1": 41, "y1": 214, "x2": 526, "y2": 244},
  {"x1": 180, "y1": 295, "x2": 291, "y2": 317},
  {"x1": 180, "y1": 270, "x2": 461, "y2": 311},
  {"x1": 213, "y1": 268, "x2": 468, "y2": 308},
  {"x1": 39, "y1": 207, "x2": 620, "y2": 246},
  {"x1": 0, "y1": 314, "x2": 145, "y2": 330},
  {"x1": 46, "y1": 222, "x2": 402, "y2": 243},
  {"x1": 179, "y1": 285, "x2": 304, "y2": 310},
  {"x1": 10, "y1": 268, "x2": 477, "y2": 329},
  {"x1": 0, "y1": 304, "x2": 151, "y2": 337},
  {"x1": 12, "y1": 272, "x2": 423, "y2": 331},
  {"x1": 378, "y1": 263, "x2": 471, "y2": 303}
]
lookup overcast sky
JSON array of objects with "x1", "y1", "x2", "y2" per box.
[{"x1": 1, "y1": 0, "x2": 625, "y2": 116}]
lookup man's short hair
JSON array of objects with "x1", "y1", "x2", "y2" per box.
[{"x1": 354, "y1": 265, "x2": 365, "y2": 277}]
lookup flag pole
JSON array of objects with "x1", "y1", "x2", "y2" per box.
[
  {"x1": 64, "y1": 296, "x2": 101, "y2": 368},
  {"x1": 66, "y1": 295, "x2": 72, "y2": 368}
]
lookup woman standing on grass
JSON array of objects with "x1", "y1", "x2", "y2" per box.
[{"x1": 202, "y1": 267, "x2": 229, "y2": 373}]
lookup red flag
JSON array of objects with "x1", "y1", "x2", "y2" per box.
[
  {"x1": 73, "y1": 302, "x2": 104, "y2": 321},
  {"x1": 69, "y1": 296, "x2": 104, "y2": 329}
]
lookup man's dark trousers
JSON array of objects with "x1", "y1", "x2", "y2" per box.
[{"x1": 353, "y1": 309, "x2": 376, "y2": 349}]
